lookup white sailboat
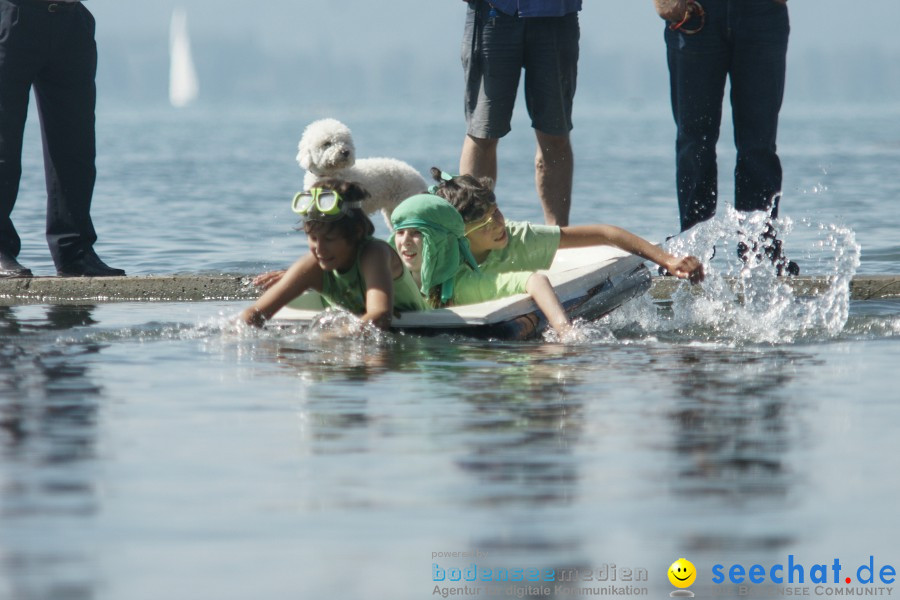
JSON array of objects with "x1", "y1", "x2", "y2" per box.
[{"x1": 168, "y1": 8, "x2": 199, "y2": 108}]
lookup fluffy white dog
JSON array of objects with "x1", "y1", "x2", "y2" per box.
[{"x1": 296, "y1": 118, "x2": 427, "y2": 226}]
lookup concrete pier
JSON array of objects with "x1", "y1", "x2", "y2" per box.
[
  {"x1": 0, "y1": 275, "x2": 258, "y2": 305},
  {"x1": 0, "y1": 274, "x2": 898, "y2": 306},
  {"x1": 649, "y1": 274, "x2": 900, "y2": 301}
]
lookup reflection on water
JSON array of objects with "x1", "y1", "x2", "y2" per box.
[
  {"x1": 1, "y1": 105, "x2": 897, "y2": 598},
  {"x1": 0, "y1": 299, "x2": 897, "y2": 599},
  {"x1": 230, "y1": 325, "x2": 819, "y2": 598},
  {"x1": 621, "y1": 340, "x2": 878, "y2": 578},
  {"x1": 0, "y1": 305, "x2": 102, "y2": 600},
  {"x1": 0, "y1": 305, "x2": 103, "y2": 468},
  {"x1": 267, "y1": 335, "x2": 596, "y2": 599},
  {"x1": 669, "y1": 349, "x2": 796, "y2": 493},
  {"x1": 451, "y1": 348, "x2": 590, "y2": 599}
]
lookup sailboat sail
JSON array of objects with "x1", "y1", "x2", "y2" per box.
[{"x1": 169, "y1": 8, "x2": 199, "y2": 107}]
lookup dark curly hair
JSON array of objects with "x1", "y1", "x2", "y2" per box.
[
  {"x1": 428, "y1": 167, "x2": 496, "y2": 225},
  {"x1": 300, "y1": 178, "x2": 375, "y2": 242}
]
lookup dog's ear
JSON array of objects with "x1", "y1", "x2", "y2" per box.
[{"x1": 296, "y1": 140, "x2": 311, "y2": 170}]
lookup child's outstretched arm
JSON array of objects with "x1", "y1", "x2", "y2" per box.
[
  {"x1": 241, "y1": 254, "x2": 323, "y2": 326},
  {"x1": 525, "y1": 273, "x2": 571, "y2": 334},
  {"x1": 357, "y1": 243, "x2": 396, "y2": 330},
  {"x1": 559, "y1": 225, "x2": 705, "y2": 284}
]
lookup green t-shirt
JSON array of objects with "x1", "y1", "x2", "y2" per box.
[
  {"x1": 321, "y1": 239, "x2": 428, "y2": 314},
  {"x1": 450, "y1": 265, "x2": 533, "y2": 306},
  {"x1": 479, "y1": 220, "x2": 560, "y2": 274}
]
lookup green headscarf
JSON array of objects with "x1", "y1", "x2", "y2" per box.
[{"x1": 390, "y1": 194, "x2": 479, "y2": 305}]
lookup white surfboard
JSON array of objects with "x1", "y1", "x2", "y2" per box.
[{"x1": 272, "y1": 245, "x2": 652, "y2": 340}]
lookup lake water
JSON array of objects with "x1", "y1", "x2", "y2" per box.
[{"x1": 1, "y1": 101, "x2": 899, "y2": 600}]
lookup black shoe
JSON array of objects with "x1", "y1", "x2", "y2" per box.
[
  {"x1": 737, "y1": 224, "x2": 800, "y2": 276},
  {"x1": 57, "y1": 251, "x2": 126, "y2": 277},
  {"x1": 0, "y1": 252, "x2": 33, "y2": 278}
]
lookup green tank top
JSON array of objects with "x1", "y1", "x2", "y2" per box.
[{"x1": 320, "y1": 238, "x2": 427, "y2": 314}]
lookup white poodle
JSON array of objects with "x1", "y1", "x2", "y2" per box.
[{"x1": 296, "y1": 118, "x2": 428, "y2": 226}]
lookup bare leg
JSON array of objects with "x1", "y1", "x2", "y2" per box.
[
  {"x1": 459, "y1": 134, "x2": 498, "y2": 185},
  {"x1": 534, "y1": 130, "x2": 573, "y2": 226}
]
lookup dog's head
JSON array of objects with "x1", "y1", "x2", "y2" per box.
[{"x1": 296, "y1": 118, "x2": 356, "y2": 175}]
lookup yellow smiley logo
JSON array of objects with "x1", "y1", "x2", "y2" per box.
[{"x1": 668, "y1": 558, "x2": 697, "y2": 588}]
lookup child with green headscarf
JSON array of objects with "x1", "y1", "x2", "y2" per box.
[{"x1": 390, "y1": 194, "x2": 572, "y2": 334}]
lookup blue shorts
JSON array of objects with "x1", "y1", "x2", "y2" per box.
[{"x1": 462, "y1": 0, "x2": 580, "y2": 139}]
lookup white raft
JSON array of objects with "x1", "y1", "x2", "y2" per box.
[{"x1": 273, "y1": 246, "x2": 652, "y2": 340}]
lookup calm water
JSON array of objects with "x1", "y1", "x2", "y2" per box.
[{"x1": 2, "y1": 102, "x2": 899, "y2": 599}]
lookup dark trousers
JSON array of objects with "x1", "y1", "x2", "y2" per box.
[
  {"x1": 0, "y1": 0, "x2": 98, "y2": 265},
  {"x1": 665, "y1": 0, "x2": 789, "y2": 232}
]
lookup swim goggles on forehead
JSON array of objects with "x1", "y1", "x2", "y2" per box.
[
  {"x1": 291, "y1": 188, "x2": 362, "y2": 218},
  {"x1": 464, "y1": 207, "x2": 500, "y2": 236}
]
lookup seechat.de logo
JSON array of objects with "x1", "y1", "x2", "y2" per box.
[{"x1": 711, "y1": 555, "x2": 896, "y2": 586}]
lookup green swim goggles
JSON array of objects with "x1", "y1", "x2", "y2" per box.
[{"x1": 291, "y1": 188, "x2": 363, "y2": 219}]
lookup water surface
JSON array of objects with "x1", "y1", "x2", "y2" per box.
[{"x1": 2, "y1": 105, "x2": 899, "y2": 599}]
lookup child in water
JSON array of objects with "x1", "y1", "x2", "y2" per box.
[
  {"x1": 427, "y1": 168, "x2": 705, "y2": 284},
  {"x1": 241, "y1": 179, "x2": 426, "y2": 329},
  {"x1": 391, "y1": 194, "x2": 573, "y2": 334}
]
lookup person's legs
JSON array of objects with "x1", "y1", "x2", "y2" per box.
[
  {"x1": 730, "y1": 0, "x2": 789, "y2": 217},
  {"x1": 731, "y1": 0, "x2": 795, "y2": 275},
  {"x1": 0, "y1": 68, "x2": 29, "y2": 262},
  {"x1": 460, "y1": 1, "x2": 523, "y2": 184},
  {"x1": 665, "y1": 0, "x2": 730, "y2": 232},
  {"x1": 0, "y1": 0, "x2": 41, "y2": 261},
  {"x1": 33, "y1": 3, "x2": 99, "y2": 268},
  {"x1": 522, "y1": 13, "x2": 578, "y2": 226},
  {"x1": 534, "y1": 130, "x2": 572, "y2": 226},
  {"x1": 460, "y1": 134, "x2": 499, "y2": 184}
]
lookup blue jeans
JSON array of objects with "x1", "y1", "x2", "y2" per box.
[{"x1": 665, "y1": 0, "x2": 789, "y2": 232}]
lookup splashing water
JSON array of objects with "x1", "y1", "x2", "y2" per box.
[
  {"x1": 306, "y1": 310, "x2": 393, "y2": 345},
  {"x1": 542, "y1": 318, "x2": 617, "y2": 344},
  {"x1": 623, "y1": 208, "x2": 861, "y2": 345},
  {"x1": 67, "y1": 208, "x2": 859, "y2": 351},
  {"x1": 214, "y1": 308, "x2": 391, "y2": 343}
]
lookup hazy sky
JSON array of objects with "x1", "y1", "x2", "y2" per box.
[
  {"x1": 88, "y1": 1, "x2": 900, "y2": 107},
  {"x1": 91, "y1": 0, "x2": 900, "y2": 54}
]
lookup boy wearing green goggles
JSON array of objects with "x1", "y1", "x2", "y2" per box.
[{"x1": 241, "y1": 179, "x2": 426, "y2": 329}]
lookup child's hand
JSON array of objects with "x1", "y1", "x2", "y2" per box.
[
  {"x1": 665, "y1": 256, "x2": 705, "y2": 284},
  {"x1": 240, "y1": 307, "x2": 267, "y2": 327},
  {"x1": 252, "y1": 270, "x2": 286, "y2": 290},
  {"x1": 543, "y1": 320, "x2": 592, "y2": 344}
]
